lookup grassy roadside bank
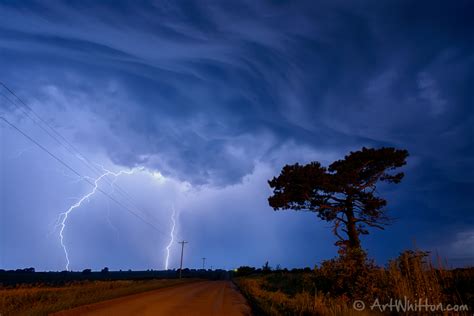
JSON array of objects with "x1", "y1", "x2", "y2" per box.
[
  {"x1": 235, "y1": 276, "x2": 374, "y2": 316},
  {"x1": 233, "y1": 251, "x2": 473, "y2": 316},
  {"x1": 0, "y1": 278, "x2": 197, "y2": 316}
]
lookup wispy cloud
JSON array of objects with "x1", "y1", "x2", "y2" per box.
[{"x1": 0, "y1": 0, "x2": 473, "y2": 268}]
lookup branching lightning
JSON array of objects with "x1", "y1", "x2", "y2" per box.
[
  {"x1": 164, "y1": 206, "x2": 176, "y2": 270},
  {"x1": 56, "y1": 168, "x2": 137, "y2": 271},
  {"x1": 1, "y1": 84, "x2": 178, "y2": 272}
]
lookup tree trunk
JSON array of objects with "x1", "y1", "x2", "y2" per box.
[{"x1": 345, "y1": 203, "x2": 361, "y2": 250}]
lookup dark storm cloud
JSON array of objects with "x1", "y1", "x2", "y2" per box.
[
  {"x1": 1, "y1": 0, "x2": 373, "y2": 184},
  {"x1": 1, "y1": 0, "x2": 473, "y2": 266}
]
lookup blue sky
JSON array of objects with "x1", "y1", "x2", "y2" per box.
[{"x1": 0, "y1": 1, "x2": 473, "y2": 271}]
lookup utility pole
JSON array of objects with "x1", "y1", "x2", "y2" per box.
[
  {"x1": 178, "y1": 241, "x2": 188, "y2": 279},
  {"x1": 202, "y1": 257, "x2": 206, "y2": 270}
]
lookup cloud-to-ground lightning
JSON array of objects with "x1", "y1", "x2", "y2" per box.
[
  {"x1": 1, "y1": 92, "x2": 176, "y2": 271},
  {"x1": 165, "y1": 206, "x2": 176, "y2": 270},
  {"x1": 56, "y1": 168, "x2": 138, "y2": 271}
]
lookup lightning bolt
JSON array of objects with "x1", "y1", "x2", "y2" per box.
[
  {"x1": 56, "y1": 167, "x2": 138, "y2": 271},
  {"x1": 164, "y1": 206, "x2": 176, "y2": 270}
]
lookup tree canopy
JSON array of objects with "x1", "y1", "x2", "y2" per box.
[{"x1": 268, "y1": 147, "x2": 408, "y2": 251}]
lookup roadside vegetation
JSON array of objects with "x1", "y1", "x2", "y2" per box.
[
  {"x1": 0, "y1": 278, "x2": 193, "y2": 316},
  {"x1": 234, "y1": 251, "x2": 473, "y2": 315}
]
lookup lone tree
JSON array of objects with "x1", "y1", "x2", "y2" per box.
[{"x1": 268, "y1": 147, "x2": 408, "y2": 252}]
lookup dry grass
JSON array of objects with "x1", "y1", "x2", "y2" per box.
[
  {"x1": 0, "y1": 278, "x2": 193, "y2": 316},
  {"x1": 235, "y1": 250, "x2": 472, "y2": 316},
  {"x1": 236, "y1": 277, "x2": 378, "y2": 316}
]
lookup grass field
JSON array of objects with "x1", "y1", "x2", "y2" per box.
[{"x1": 0, "y1": 278, "x2": 194, "y2": 316}]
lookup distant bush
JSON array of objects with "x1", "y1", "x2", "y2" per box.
[
  {"x1": 262, "y1": 261, "x2": 272, "y2": 274},
  {"x1": 14, "y1": 268, "x2": 35, "y2": 273},
  {"x1": 235, "y1": 266, "x2": 256, "y2": 277}
]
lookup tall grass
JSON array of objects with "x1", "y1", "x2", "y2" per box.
[
  {"x1": 235, "y1": 250, "x2": 472, "y2": 315},
  {"x1": 0, "y1": 279, "x2": 192, "y2": 316},
  {"x1": 237, "y1": 277, "x2": 377, "y2": 316}
]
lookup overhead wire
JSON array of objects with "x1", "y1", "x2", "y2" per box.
[
  {"x1": 0, "y1": 82, "x2": 161, "y2": 224},
  {"x1": 0, "y1": 88, "x2": 167, "y2": 236}
]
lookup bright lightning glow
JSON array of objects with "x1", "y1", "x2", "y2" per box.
[
  {"x1": 164, "y1": 206, "x2": 176, "y2": 270},
  {"x1": 152, "y1": 171, "x2": 166, "y2": 183},
  {"x1": 56, "y1": 167, "x2": 138, "y2": 271}
]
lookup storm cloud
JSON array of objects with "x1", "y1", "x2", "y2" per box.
[{"x1": 0, "y1": 1, "x2": 473, "y2": 270}]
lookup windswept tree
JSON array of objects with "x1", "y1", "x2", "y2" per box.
[{"x1": 268, "y1": 147, "x2": 408, "y2": 252}]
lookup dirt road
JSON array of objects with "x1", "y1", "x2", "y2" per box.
[{"x1": 54, "y1": 280, "x2": 252, "y2": 316}]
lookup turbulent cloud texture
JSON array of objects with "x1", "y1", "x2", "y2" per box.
[{"x1": 0, "y1": 1, "x2": 473, "y2": 270}]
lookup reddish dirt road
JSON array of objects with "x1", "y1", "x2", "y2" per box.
[{"x1": 54, "y1": 280, "x2": 252, "y2": 316}]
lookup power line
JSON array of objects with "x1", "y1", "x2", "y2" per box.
[
  {"x1": 0, "y1": 115, "x2": 167, "y2": 236},
  {"x1": 0, "y1": 83, "x2": 160, "y2": 224},
  {"x1": 0, "y1": 116, "x2": 86, "y2": 183},
  {"x1": 0, "y1": 84, "x2": 148, "y2": 211},
  {"x1": 0, "y1": 91, "x2": 68, "y2": 149}
]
